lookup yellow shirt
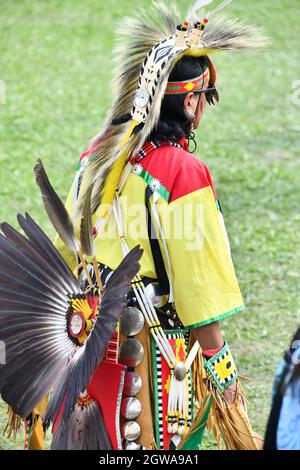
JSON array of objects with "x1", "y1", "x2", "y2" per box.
[{"x1": 55, "y1": 140, "x2": 244, "y2": 329}]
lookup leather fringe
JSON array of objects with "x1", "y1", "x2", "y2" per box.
[
  {"x1": 209, "y1": 381, "x2": 262, "y2": 450},
  {"x1": 177, "y1": 389, "x2": 213, "y2": 450},
  {"x1": 189, "y1": 336, "x2": 262, "y2": 450},
  {"x1": 4, "y1": 406, "x2": 23, "y2": 439}
]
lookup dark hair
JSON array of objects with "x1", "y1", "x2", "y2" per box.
[{"x1": 149, "y1": 55, "x2": 209, "y2": 142}]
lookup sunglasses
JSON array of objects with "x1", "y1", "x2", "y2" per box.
[{"x1": 195, "y1": 85, "x2": 219, "y2": 105}]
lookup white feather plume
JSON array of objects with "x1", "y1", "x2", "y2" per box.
[
  {"x1": 187, "y1": 0, "x2": 214, "y2": 23},
  {"x1": 207, "y1": 0, "x2": 233, "y2": 17}
]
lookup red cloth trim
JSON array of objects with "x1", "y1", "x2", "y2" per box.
[
  {"x1": 88, "y1": 361, "x2": 126, "y2": 450},
  {"x1": 79, "y1": 136, "x2": 217, "y2": 204},
  {"x1": 139, "y1": 140, "x2": 217, "y2": 203},
  {"x1": 202, "y1": 346, "x2": 222, "y2": 358}
]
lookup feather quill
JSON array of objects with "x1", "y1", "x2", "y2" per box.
[{"x1": 207, "y1": 0, "x2": 232, "y2": 17}]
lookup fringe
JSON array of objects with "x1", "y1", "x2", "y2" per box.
[
  {"x1": 209, "y1": 381, "x2": 262, "y2": 450},
  {"x1": 177, "y1": 389, "x2": 213, "y2": 450},
  {"x1": 189, "y1": 335, "x2": 206, "y2": 405},
  {"x1": 25, "y1": 395, "x2": 49, "y2": 450},
  {"x1": 189, "y1": 336, "x2": 262, "y2": 450},
  {"x1": 149, "y1": 438, "x2": 158, "y2": 450},
  {"x1": 3, "y1": 406, "x2": 23, "y2": 439}
]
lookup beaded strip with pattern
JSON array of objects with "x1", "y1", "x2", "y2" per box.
[{"x1": 129, "y1": 140, "x2": 182, "y2": 166}]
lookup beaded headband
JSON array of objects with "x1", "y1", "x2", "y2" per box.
[{"x1": 165, "y1": 69, "x2": 210, "y2": 95}]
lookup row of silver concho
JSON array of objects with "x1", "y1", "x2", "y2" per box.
[{"x1": 119, "y1": 306, "x2": 145, "y2": 450}]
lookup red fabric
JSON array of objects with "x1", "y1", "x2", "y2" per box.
[
  {"x1": 87, "y1": 360, "x2": 126, "y2": 450},
  {"x1": 202, "y1": 346, "x2": 222, "y2": 358},
  {"x1": 52, "y1": 361, "x2": 125, "y2": 450},
  {"x1": 140, "y1": 138, "x2": 217, "y2": 203},
  {"x1": 79, "y1": 135, "x2": 217, "y2": 203}
]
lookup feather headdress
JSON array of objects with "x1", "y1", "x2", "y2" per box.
[{"x1": 75, "y1": 0, "x2": 268, "y2": 217}]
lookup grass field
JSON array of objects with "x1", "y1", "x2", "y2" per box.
[{"x1": 0, "y1": 0, "x2": 299, "y2": 450}]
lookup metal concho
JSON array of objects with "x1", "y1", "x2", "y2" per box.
[
  {"x1": 122, "y1": 421, "x2": 141, "y2": 441},
  {"x1": 174, "y1": 361, "x2": 187, "y2": 381},
  {"x1": 125, "y1": 441, "x2": 140, "y2": 450},
  {"x1": 121, "y1": 397, "x2": 142, "y2": 420},
  {"x1": 123, "y1": 371, "x2": 142, "y2": 397},
  {"x1": 119, "y1": 338, "x2": 144, "y2": 367},
  {"x1": 121, "y1": 307, "x2": 144, "y2": 337}
]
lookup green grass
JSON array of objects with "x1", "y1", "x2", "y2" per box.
[{"x1": 0, "y1": 0, "x2": 300, "y2": 450}]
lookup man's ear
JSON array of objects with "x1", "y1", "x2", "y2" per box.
[{"x1": 184, "y1": 92, "x2": 196, "y2": 116}]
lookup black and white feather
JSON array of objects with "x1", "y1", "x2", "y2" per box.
[
  {"x1": 51, "y1": 400, "x2": 112, "y2": 450},
  {"x1": 34, "y1": 159, "x2": 80, "y2": 253}
]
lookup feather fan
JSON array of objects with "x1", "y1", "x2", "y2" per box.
[{"x1": 43, "y1": 245, "x2": 142, "y2": 427}]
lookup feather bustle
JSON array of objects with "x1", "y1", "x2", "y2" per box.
[{"x1": 44, "y1": 246, "x2": 143, "y2": 427}]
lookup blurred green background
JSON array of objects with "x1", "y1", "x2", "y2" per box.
[{"x1": 0, "y1": 0, "x2": 299, "y2": 450}]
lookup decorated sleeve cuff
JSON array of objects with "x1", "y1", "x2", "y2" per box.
[{"x1": 203, "y1": 342, "x2": 237, "y2": 393}]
